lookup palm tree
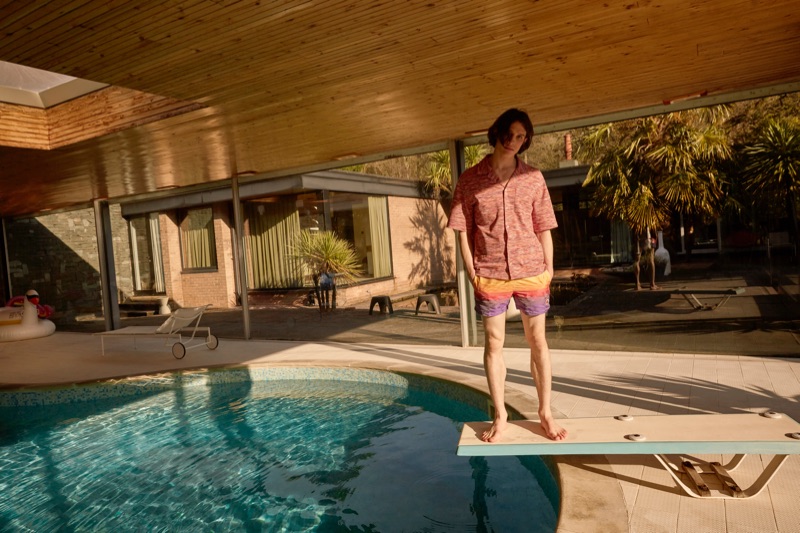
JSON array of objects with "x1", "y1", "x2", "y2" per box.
[
  {"x1": 741, "y1": 117, "x2": 800, "y2": 251},
  {"x1": 578, "y1": 108, "x2": 732, "y2": 251},
  {"x1": 423, "y1": 145, "x2": 487, "y2": 213},
  {"x1": 292, "y1": 230, "x2": 362, "y2": 310}
]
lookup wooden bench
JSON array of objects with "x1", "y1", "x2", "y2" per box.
[
  {"x1": 458, "y1": 412, "x2": 800, "y2": 499},
  {"x1": 671, "y1": 287, "x2": 745, "y2": 310}
]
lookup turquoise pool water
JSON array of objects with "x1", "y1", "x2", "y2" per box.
[{"x1": 0, "y1": 368, "x2": 558, "y2": 532}]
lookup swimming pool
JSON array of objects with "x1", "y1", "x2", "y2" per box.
[{"x1": 0, "y1": 367, "x2": 559, "y2": 532}]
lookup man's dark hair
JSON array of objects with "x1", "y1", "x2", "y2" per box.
[{"x1": 487, "y1": 108, "x2": 534, "y2": 154}]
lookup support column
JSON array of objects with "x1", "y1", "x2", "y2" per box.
[
  {"x1": 1, "y1": 219, "x2": 11, "y2": 301},
  {"x1": 449, "y1": 139, "x2": 478, "y2": 347},
  {"x1": 94, "y1": 199, "x2": 121, "y2": 331},
  {"x1": 231, "y1": 176, "x2": 251, "y2": 339}
]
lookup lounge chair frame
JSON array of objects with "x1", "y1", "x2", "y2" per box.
[
  {"x1": 672, "y1": 287, "x2": 745, "y2": 310},
  {"x1": 97, "y1": 305, "x2": 219, "y2": 359},
  {"x1": 457, "y1": 412, "x2": 800, "y2": 499}
]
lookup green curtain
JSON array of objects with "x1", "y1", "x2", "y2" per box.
[
  {"x1": 180, "y1": 208, "x2": 217, "y2": 269},
  {"x1": 149, "y1": 213, "x2": 165, "y2": 292},
  {"x1": 244, "y1": 199, "x2": 303, "y2": 288},
  {"x1": 367, "y1": 196, "x2": 391, "y2": 278}
]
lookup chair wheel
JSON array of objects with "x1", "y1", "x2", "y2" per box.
[
  {"x1": 172, "y1": 342, "x2": 186, "y2": 359},
  {"x1": 206, "y1": 334, "x2": 219, "y2": 350}
]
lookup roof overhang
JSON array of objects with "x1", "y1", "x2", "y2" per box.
[{"x1": 1, "y1": 1, "x2": 799, "y2": 217}]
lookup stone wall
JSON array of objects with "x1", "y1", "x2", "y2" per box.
[{"x1": 4, "y1": 204, "x2": 133, "y2": 321}]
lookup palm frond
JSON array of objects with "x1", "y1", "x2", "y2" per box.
[{"x1": 291, "y1": 230, "x2": 362, "y2": 282}]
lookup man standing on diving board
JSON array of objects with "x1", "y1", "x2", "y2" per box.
[{"x1": 448, "y1": 108, "x2": 567, "y2": 443}]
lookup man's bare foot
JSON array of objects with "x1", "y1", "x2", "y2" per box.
[
  {"x1": 635, "y1": 285, "x2": 642, "y2": 291},
  {"x1": 540, "y1": 415, "x2": 567, "y2": 441},
  {"x1": 481, "y1": 418, "x2": 508, "y2": 443},
  {"x1": 650, "y1": 284, "x2": 660, "y2": 290}
]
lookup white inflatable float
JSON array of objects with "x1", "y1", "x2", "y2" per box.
[{"x1": 0, "y1": 290, "x2": 56, "y2": 342}]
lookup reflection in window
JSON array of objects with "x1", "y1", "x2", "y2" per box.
[
  {"x1": 179, "y1": 207, "x2": 217, "y2": 270},
  {"x1": 328, "y1": 192, "x2": 391, "y2": 279},
  {"x1": 243, "y1": 191, "x2": 392, "y2": 289},
  {"x1": 129, "y1": 213, "x2": 165, "y2": 292}
]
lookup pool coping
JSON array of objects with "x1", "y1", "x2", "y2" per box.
[{"x1": 1, "y1": 358, "x2": 629, "y2": 533}]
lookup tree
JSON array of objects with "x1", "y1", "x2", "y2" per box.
[
  {"x1": 577, "y1": 108, "x2": 732, "y2": 244},
  {"x1": 422, "y1": 145, "x2": 487, "y2": 213},
  {"x1": 292, "y1": 230, "x2": 362, "y2": 310},
  {"x1": 741, "y1": 117, "x2": 800, "y2": 249}
]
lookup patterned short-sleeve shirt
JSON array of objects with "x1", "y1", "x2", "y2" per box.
[{"x1": 447, "y1": 155, "x2": 557, "y2": 280}]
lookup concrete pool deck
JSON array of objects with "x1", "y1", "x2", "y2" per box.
[{"x1": 2, "y1": 333, "x2": 800, "y2": 533}]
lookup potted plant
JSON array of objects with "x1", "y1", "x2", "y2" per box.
[{"x1": 292, "y1": 230, "x2": 362, "y2": 311}]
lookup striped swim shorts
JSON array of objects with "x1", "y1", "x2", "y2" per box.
[{"x1": 473, "y1": 270, "x2": 552, "y2": 318}]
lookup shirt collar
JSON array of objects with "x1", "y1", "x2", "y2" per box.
[{"x1": 479, "y1": 154, "x2": 521, "y2": 182}]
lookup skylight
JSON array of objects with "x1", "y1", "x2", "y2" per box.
[{"x1": 0, "y1": 60, "x2": 107, "y2": 108}]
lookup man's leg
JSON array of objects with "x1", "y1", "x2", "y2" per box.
[
  {"x1": 521, "y1": 312, "x2": 567, "y2": 441},
  {"x1": 481, "y1": 312, "x2": 508, "y2": 443},
  {"x1": 633, "y1": 253, "x2": 642, "y2": 290},
  {"x1": 647, "y1": 251, "x2": 659, "y2": 289}
]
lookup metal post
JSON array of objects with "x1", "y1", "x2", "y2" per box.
[
  {"x1": 449, "y1": 139, "x2": 478, "y2": 347},
  {"x1": 93, "y1": 199, "x2": 121, "y2": 330},
  {"x1": 231, "y1": 176, "x2": 251, "y2": 339},
  {"x1": 1, "y1": 218, "x2": 12, "y2": 300}
]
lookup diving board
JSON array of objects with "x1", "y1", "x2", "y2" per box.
[{"x1": 458, "y1": 412, "x2": 800, "y2": 499}]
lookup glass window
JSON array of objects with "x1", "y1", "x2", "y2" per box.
[
  {"x1": 242, "y1": 191, "x2": 392, "y2": 289},
  {"x1": 552, "y1": 185, "x2": 612, "y2": 266},
  {"x1": 179, "y1": 207, "x2": 217, "y2": 270},
  {"x1": 328, "y1": 192, "x2": 391, "y2": 279}
]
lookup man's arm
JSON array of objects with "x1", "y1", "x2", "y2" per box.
[
  {"x1": 457, "y1": 230, "x2": 477, "y2": 284},
  {"x1": 537, "y1": 229, "x2": 554, "y2": 278}
]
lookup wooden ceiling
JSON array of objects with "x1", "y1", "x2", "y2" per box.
[{"x1": 1, "y1": 0, "x2": 799, "y2": 217}]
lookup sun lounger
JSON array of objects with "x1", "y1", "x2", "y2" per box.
[
  {"x1": 671, "y1": 287, "x2": 745, "y2": 310},
  {"x1": 96, "y1": 305, "x2": 219, "y2": 359},
  {"x1": 458, "y1": 412, "x2": 800, "y2": 499}
]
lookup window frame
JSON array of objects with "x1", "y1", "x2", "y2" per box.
[{"x1": 178, "y1": 206, "x2": 219, "y2": 272}]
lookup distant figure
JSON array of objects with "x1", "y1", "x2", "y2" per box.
[
  {"x1": 633, "y1": 232, "x2": 659, "y2": 290},
  {"x1": 686, "y1": 225, "x2": 695, "y2": 260},
  {"x1": 448, "y1": 108, "x2": 566, "y2": 443}
]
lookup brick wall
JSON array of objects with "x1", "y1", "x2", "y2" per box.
[
  {"x1": 336, "y1": 197, "x2": 456, "y2": 306},
  {"x1": 161, "y1": 203, "x2": 237, "y2": 309}
]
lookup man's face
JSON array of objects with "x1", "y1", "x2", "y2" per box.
[{"x1": 498, "y1": 121, "x2": 528, "y2": 154}]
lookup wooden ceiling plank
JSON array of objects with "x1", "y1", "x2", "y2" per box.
[
  {"x1": 62, "y1": 0, "x2": 388, "y2": 89},
  {"x1": 0, "y1": 0, "x2": 135, "y2": 61},
  {"x1": 6, "y1": 0, "x2": 307, "y2": 79},
  {"x1": 92, "y1": 1, "x2": 692, "y2": 100},
  {"x1": 30, "y1": 0, "x2": 228, "y2": 71},
  {"x1": 26, "y1": 0, "x2": 432, "y2": 88},
  {"x1": 0, "y1": 1, "x2": 193, "y2": 72}
]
